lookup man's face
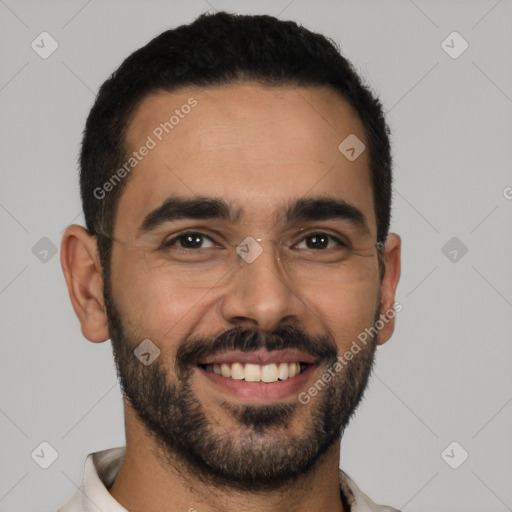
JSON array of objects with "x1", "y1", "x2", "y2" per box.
[{"x1": 104, "y1": 83, "x2": 385, "y2": 489}]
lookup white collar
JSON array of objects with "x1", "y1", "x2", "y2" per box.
[{"x1": 58, "y1": 447, "x2": 400, "y2": 512}]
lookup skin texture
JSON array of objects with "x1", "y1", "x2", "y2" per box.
[{"x1": 61, "y1": 83, "x2": 401, "y2": 512}]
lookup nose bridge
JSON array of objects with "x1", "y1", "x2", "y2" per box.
[
  {"x1": 236, "y1": 237, "x2": 289, "y2": 296},
  {"x1": 220, "y1": 237, "x2": 302, "y2": 330}
]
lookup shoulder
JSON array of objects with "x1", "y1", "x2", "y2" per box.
[{"x1": 339, "y1": 469, "x2": 402, "y2": 512}]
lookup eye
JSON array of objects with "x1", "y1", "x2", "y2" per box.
[
  {"x1": 294, "y1": 232, "x2": 346, "y2": 250},
  {"x1": 162, "y1": 232, "x2": 216, "y2": 250}
]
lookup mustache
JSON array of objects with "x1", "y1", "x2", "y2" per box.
[{"x1": 176, "y1": 325, "x2": 338, "y2": 371}]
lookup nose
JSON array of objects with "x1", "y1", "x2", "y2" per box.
[{"x1": 219, "y1": 239, "x2": 305, "y2": 332}]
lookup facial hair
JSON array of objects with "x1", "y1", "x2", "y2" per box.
[{"x1": 103, "y1": 273, "x2": 379, "y2": 491}]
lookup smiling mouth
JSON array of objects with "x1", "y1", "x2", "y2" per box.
[{"x1": 199, "y1": 362, "x2": 309, "y2": 383}]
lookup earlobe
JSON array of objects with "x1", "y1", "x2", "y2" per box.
[
  {"x1": 376, "y1": 233, "x2": 401, "y2": 346},
  {"x1": 60, "y1": 225, "x2": 110, "y2": 343}
]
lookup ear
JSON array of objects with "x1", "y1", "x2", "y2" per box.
[
  {"x1": 60, "y1": 225, "x2": 110, "y2": 343},
  {"x1": 376, "y1": 233, "x2": 401, "y2": 346}
]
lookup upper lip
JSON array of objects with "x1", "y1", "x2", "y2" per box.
[{"x1": 197, "y1": 349, "x2": 317, "y2": 366}]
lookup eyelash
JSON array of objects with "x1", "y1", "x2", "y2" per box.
[
  {"x1": 160, "y1": 231, "x2": 350, "y2": 251},
  {"x1": 161, "y1": 232, "x2": 219, "y2": 251}
]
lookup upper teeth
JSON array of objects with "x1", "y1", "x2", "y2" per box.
[{"x1": 204, "y1": 362, "x2": 303, "y2": 382}]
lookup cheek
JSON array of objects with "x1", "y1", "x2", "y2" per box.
[
  {"x1": 310, "y1": 277, "x2": 380, "y2": 351},
  {"x1": 110, "y1": 243, "x2": 381, "y2": 357},
  {"x1": 110, "y1": 252, "x2": 212, "y2": 350}
]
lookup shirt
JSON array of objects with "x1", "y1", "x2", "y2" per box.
[{"x1": 58, "y1": 447, "x2": 401, "y2": 512}]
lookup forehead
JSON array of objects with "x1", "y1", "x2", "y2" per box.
[{"x1": 116, "y1": 82, "x2": 374, "y2": 236}]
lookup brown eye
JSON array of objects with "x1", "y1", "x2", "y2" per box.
[
  {"x1": 295, "y1": 233, "x2": 345, "y2": 250},
  {"x1": 162, "y1": 232, "x2": 216, "y2": 250}
]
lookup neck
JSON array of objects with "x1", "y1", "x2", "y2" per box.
[{"x1": 109, "y1": 404, "x2": 345, "y2": 512}]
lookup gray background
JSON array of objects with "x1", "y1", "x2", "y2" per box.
[{"x1": 1, "y1": 0, "x2": 511, "y2": 510}]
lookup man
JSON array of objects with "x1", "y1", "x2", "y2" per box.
[{"x1": 59, "y1": 10, "x2": 401, "y2": 512}]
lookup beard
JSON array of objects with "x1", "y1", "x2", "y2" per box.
[{"x1": 103, "y1": 274, "x2": 379, "y2": 492}]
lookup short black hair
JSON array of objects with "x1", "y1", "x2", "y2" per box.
[{"x1": 80, "y1": 11, "x2": 392, "y2": 270}]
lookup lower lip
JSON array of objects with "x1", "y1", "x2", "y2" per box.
[{"x1": 197, "y1": 364, "x2": 318, "y2": 403}]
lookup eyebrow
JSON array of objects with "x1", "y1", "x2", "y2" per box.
[
  {"x1": 283, "y1": 197, "x2": 368, "y2": 231},
  {"x1": 138, "y1": 197, "x2": 243, "y2": 234},
  {"x1": 138, "y1": 196, "x2": 369, "y2": 235}
]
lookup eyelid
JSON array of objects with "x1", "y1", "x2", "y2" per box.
[
  {"x1": 159, "y1": 228, "x2": 351, "y2": 250},
  {"x1": 151, "y1": 222, "x2": 230, "y2": 244},
  {"x1": 292, "y1": 231, "x2": 348, "y2": 249},
  {"x1": 161, "y1": 231, "x2": 219, "y2": 250}
]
